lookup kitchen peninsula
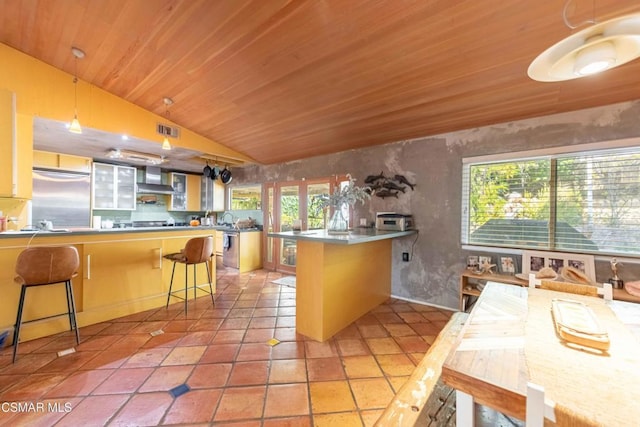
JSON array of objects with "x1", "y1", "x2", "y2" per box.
[
  {"x1": 0, "y1": 226, "x2": 219, "y2": 343},
  {"x1": 268, "y1": 229, "x2": 416, "y2": 341}
]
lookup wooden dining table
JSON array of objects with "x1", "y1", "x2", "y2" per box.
[{"x1": 441, "y1": 281, "x2": 640, "y2": 426}]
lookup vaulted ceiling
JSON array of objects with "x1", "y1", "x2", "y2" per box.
[{"x1": 2, "y1": 0, "x2": 640, "y2": 165}]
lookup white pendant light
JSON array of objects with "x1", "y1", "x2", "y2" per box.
[
  {"x1": 69, "y1": 47, "x2": 85, "y2": 134},
  {"x1": 574, "y1": 37, "x2": 616, "y2": 75},
  {"x1": 69, "y1": 112, "x2": 82, "y2": 134},
  {"x1": 161, "y1": 97, "x2": 173, "y2": 150},
  {"x1": 528, "y1": 13, "x2": 640, "y2": 82}
]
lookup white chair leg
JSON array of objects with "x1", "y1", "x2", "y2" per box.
[
  {"x1": 528, "y1": 273, "x2": 540, "y2": 288},
  {"x1": 526, "y1": 382, "x2": 545, "y2": 427},
  {"x1": 602, "y1": 282, "x2": 613, "y2": 301},
  {"x1": 456, "y1": 390, "x2": 474, "y2": 426}
]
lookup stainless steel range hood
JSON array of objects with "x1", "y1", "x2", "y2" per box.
[{"x1": 136, "y1": 166, "x2": 175, "y2": 194}]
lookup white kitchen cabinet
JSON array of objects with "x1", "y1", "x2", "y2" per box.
[
  {"x1": 169, "y1": 172, "x2": 187, "y2": 211},
  {"x1": 92, "y1": 163, "x2": 136, "y2": 210},
  {"x1": 200, "y1": 175, "x2": 225, "y2": 212}
]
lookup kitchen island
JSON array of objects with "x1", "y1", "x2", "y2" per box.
[
  {"x1": 268, "y1": 228, "x2": 416, "y2": 341},
  {"x1": 0, "y1": 226, "x2": 219, "y2": 343}
]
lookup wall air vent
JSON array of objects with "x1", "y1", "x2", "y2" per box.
[{"x1": 156, "y1": 123, "x2": 180, "y2": 138}]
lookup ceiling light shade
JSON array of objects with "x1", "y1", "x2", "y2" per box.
[
  {"x1": 69, "y1": 114, "x2": 82, "y2": 134},
  {"x1": 574, "y1": 38, "x2": 616, "y2": 75},
  {"x1": 528, "y1": 14, "x2": 640, "y2": 82},
  {"x1": 162, "y1": 137, "x2": 171, "y2": 150}
]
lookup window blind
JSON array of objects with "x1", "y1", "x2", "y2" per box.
[
  {"x1": 556, "y1": 150, "x2": 640, "y2": 255},
  {"x1": 462, "y1": 146, "x2": 640, "y2": 256}
]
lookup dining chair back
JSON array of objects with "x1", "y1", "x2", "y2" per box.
[{"x1": 540, "y1": 280, "x2": 598, "y2": 296}]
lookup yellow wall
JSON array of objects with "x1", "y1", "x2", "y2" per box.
[{"x1": 0, "y1": 42, "x2": 252, "y2": 161}]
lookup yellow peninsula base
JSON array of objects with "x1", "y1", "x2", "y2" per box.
[
  {"x1": 297, "y1": 238, "x2": 391, "y2": 341},
  {"x1": 269, "y1": 229, "x2": 416, "y2": 342}
]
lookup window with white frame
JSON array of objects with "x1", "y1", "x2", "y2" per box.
[{"x1": 461, "y1": 144, "x2": 640, "y2": 256}]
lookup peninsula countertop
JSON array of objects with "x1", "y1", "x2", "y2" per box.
[{"x1": 267, "y1": 228, "x2": 416, "y2": 245}]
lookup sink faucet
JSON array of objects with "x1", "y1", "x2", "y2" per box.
[{"x1": 220, "y1": 212, "x2": 235, "y2": 225}]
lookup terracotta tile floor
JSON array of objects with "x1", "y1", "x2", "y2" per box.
[{"x1": 0, "y1": 267, "x2": 453, "y2": 426}]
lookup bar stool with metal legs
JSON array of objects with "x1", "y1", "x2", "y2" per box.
[
  {"x1": 12, "y1": 245, "x2": 80, "y2": 363},
  {"x1": 165, "y1": 236, "x2": 215, "y2": 312}
]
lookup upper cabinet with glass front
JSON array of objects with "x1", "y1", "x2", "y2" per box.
[
  {"x1": 230, "y1": 184, "x2": 262, "y2": 210},
  {"x1": 92, "y1": 163, "x2": 136, "y2": 210},
  {"x1": 170, "y1": 172, "x2": 187, "y2": 211}
]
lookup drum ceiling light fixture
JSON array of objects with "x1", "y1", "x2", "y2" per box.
[{"x1": 528, "y1": 2, "x2": 640, "y2": 82}]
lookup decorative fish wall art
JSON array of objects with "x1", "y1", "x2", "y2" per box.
[{"x1": 363, "y1": 172, "x2": 416, "y2": 198}]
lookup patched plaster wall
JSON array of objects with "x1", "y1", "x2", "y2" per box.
[{"x1": 235, "y1": 100, "x2": 640, "y2": 309}]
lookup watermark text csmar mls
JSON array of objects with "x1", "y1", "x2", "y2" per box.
[{"x1": 1, "y1": 401, "x2": 72, "y2": 413}]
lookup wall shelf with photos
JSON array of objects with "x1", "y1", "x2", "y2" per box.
[
  {"x1": 461, "y1": 250, "x2": 640, "y2": 310},
  {"x1": 520, "y1": 250, "x2": 596, "y2": 284}
]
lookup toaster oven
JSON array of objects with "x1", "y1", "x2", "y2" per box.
[{"x1": 375, "y1": 213, "x2": 414, "y2": 231}]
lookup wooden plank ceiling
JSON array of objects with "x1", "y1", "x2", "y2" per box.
[{"x1": 2, "y1": 0, "x2": 640, "y2": 165}]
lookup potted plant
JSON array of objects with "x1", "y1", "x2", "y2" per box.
[{"x1": 319, "y1": 174, "x2": 371, "y2": 234}]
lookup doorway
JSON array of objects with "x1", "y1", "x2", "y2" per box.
[{"x1": 263, "y1": 176, "x2": 346, "y2": 274}]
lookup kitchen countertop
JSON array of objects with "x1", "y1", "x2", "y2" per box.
[
  {"x1": 268, "y1": 228, "x2": 417, "y2": 245},
  {"x1": 0, "y1": 225, "x2": 262, "y2": 238}
]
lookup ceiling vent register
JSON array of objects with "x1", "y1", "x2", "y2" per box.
[{"x1": 157, "y1": 123, "x2": 180, "y2": 138}]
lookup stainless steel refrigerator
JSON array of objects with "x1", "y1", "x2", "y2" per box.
[{"x1": 31, "y1": 169, "x2": 92, "y2": 228}]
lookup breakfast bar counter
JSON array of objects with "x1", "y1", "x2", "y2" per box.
[
  {"x1": 0, "y1": 227, "x2": 217, "y2": 343},
  {"x1": 268, "y1": 229, "x2": 416, "y2": 341}
]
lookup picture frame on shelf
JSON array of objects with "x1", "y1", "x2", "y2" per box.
[
  {"x1": 499, "y1": 256, "x2": 517, "y2": 275},
  {"x1": 549, "y1": 257, "x2": 565, "y2": 273},
  {"x1": 529, "y1": 255, "x2": 545, "y2": 272},
  {"x1": 521, "y1": 250, "x2": 596, "y2": 283},
  {"x1": 466, "y1": 255, "x2": 479, "y2": 270}
]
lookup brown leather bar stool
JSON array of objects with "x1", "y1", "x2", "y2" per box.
[
  {"x1": 12, "y1": 246, "x2": 80, "y2": 363},
  {"x1": 165, "y1": 236, "x2": 215, "y2": 313}
]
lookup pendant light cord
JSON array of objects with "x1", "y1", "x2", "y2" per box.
[
  {"x1": 562, "y1": 0, "x2": 597, "y2": 29},
  {"x1": 73, "y1": 53, "x2": 79, "y2": 115},
  {"x1": 73, "y1": 75, "x2": 78, "y2": 115}
]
